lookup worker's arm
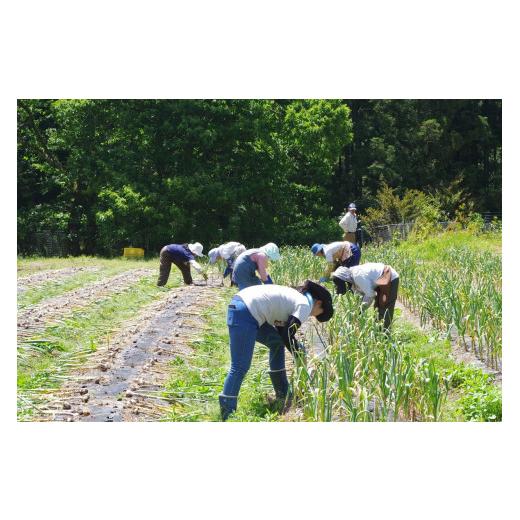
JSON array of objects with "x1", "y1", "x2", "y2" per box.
[
  {"x1": 189, "y1": 259, "x2": 208, "y2": 279},
  {"x1": 361, "y1": 294, "x2": 375, "y2": 309},
  {"x1": 276, "y1": 315, "x2": 304, "y2": 354},
  {"x1": 322, "y1": 262, "x2": 335, "y2": 281},
  {"x1": 353, "y1": 275, "x2": 376, "y2": 309},
  {"x1": 256, "y1": 253, "x2": 270, "y2": 282}
]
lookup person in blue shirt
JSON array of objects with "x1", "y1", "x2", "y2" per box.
[{"x1": 157, "y1": 242, "x2": 207, "y2": 286}]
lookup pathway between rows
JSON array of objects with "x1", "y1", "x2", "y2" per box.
[
  {"x1": 17, "y1": 268, "x2": 155, "y2": 342},
  {"x1": 38, "y1": 281, "x2": 221, "y2": 422}
]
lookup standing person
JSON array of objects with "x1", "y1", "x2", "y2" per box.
[
  {"x1": 332, "y1": 262, "x2": 399, "y2": 329},
  {"x1": 232, "y1": 243, "x2": 281, "y2": 290},
  {"x1": 219, "y1": 280, "x2": 334, "y2": 420},
  {"x1": 157, "y1": 242, "x2": 207, "y2": 286},
  {"x1": 311, "y1": 240, "x2": 361, "y2": 282},
  {"x1": 208, "y1": 242, "x2": 246, "y2": 282},
  {"x1": 339, "y1": 202, "x2": 358, "y2": 243}
]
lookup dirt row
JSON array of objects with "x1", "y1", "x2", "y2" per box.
[
  {"x1": 37, "y1": 281, "x2": 221, "y2": 422},
  {"x1": 17, "y1": 268, "x2": 155, "y2": 342},
  {"x1": 17, "y1": 266, "x2": 102, "y2": 293}
]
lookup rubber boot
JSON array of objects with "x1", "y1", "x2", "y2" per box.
[
  {"x1": 219, "y1": 394, "x2": 237, "y2": 421},
  {"x1": 268, "y1": 370, "x2": 290, "y2": 412}
]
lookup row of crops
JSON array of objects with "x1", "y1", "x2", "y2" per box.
[
  {"x1": 363, "y1": 244, "x2": 502, "y2": 370},
  {"x1": 292, "y1": 296, "x2": 447, "y2": 421},
  {"x1": 271, "y1": 248, "x2": 448, "y2": 421},
  {"x1": 269, "y1": 240, "x2": 501, "y2": 421}
]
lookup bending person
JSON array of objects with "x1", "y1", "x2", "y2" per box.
[
  {"x1": 332, "y1": 262, "x2": 399, "y2": 329},
  {"x1": 311, "y1": 240, "x2": 361, "y2": 282},
  {"x1": 157, "y1": 242, "x2": 207, "y2": 286},
  {"x1": 219, "y1": 280, "x2": 334, "y2": 420},
  {"x1": 232, "y1": 242, "x2": 281, "y2": 290},
  {"x1": 208, "y1": 242, "x2": 246, "y2": 282}
]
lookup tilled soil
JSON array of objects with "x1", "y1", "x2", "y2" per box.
[
  {"x1": 17, "y1": 268, "x2": 155, "y2": 342},
  {"x1": 39, "y1": 282, "x2": 221, "y2": 422},
  {"x1": 17, "y1": 267, "x2": 101, "y2": 293}
]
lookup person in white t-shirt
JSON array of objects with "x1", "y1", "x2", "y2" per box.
[
  {"x1": 311, "y1": 240, "x2": 361, "y2": 282},
  {"x1": 207, "y1": 242, "x2": 246, "y2": 283},
  {"x1": 339, "y1": 202, "x2": 358, "y2": 243},
  {"x1": 218, "y1": 280, "x2": 334, "y2": 420},
  {"x1": 332, "y1": 262, "x2": 399, "y2": 330}
]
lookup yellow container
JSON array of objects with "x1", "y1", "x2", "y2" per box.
[{"x1": 123, "y1": 247, "x2": 145, "y2": 259}]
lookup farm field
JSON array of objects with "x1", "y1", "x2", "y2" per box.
[{"x1": 17, "y1": 230, "x2": 502, "y2": 422}]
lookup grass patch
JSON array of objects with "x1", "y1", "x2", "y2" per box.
[
  {"x1": 392, "y1": 310, "x2": 501, "y2": 421},
  {"x1": 392, "y1": 313, "x2": 453, "y2": 370},
  {"x1": 395, "y1": 229, "x2": 501, "y2": 259},
  {"x1": 163, "y1": 288, "x2": 281, "y2": 422}
]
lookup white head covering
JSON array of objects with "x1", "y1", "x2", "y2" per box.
[
  {"x1": 234, "y1": 244, "x2": 246, "y2": 257},
  {"x1": 208, "y1": 247, "x2": 219, "y2": 264},
  {"x1": 259, "y1": 242, "x2": 281, "y2": 261},
  {"x1": 333, "y1": 266, "x2": 353, "y2": 283},
  {"x1": 188, "y1": 242, "x2": 204, "y2": 257}
]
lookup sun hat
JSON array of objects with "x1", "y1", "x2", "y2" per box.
[
  {"x1": 234, "y1": 244, "x2": 246, "y2": 256},
  {"x1": 208, "y1": 248, "x2": 219, "y2": 264},
  {"x1": 303, "y1": 280, "x2": 334, "y2": 322},
  {"x1": 188, "y1": 242, "x2": 204, "y2": 257},
  {"x1": 260, "y1": 242, "x2": 281, "y2": 261},
  {"x1": 311, "y1": 243, "x2": 324, "y2": 255},
  {"x1": 332, "y1": 266, "x2": 353, "y2": 283}
]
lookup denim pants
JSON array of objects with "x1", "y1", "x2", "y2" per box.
[
  {"x1": 232, "y1": 255, "x2": 262, "y2": 290},
  {"x1": 222, "y1": 296, "x2": 286, "y2": 398},
  {"x1": 343, "y1": 243, "x2": 361, "y2": 268}
]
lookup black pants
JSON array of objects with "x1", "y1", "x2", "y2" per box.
[
  {"x1": 332, "y1": 277, "x2": 352, "y2": 295},
  {"x1": 157, "y1": 247, "x2": 193, "y2": 286},
  {"x1": 377, "y1": 278, "x2": 399, "y2": 329}
]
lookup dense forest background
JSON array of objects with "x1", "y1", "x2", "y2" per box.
[{"x1": 17, "y1": 99, "x2": 502, "y2": 256}]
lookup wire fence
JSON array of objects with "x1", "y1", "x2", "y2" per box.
[
  {"x1": 19, "y1": 212, "x2": 502, "y2": 256},
  {"x1": 362, "y1": 215, "x2": 501, "y2": 245},
  {"x1": 26, "y1": 231, "x2": 69, "y2": 257}
]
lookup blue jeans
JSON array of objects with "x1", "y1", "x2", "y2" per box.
[
  {"x1": 232, "y1": 254, "x2": 262, "y2": 290},
  {"x1": 344, "y1": 243, "x2": 361, "y2": 267},
  {"x1": 222, "y1": 296, "x2": 285, "y2": 398}
]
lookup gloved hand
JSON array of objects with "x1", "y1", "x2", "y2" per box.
[
  {"x1": 292, "y1": 340, "x2": 306, "y2": 357},
  {"x1": 223, "y1": 266, "x2": 232, "y2": 278},
  {"x1": 319, "y1": 276, "x2": 328, "y2": 283},
  {"x1": 264, "y1": 275, "x2": 273, "y2": 285}
]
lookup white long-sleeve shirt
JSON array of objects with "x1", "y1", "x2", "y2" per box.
[
  {"x1": 189, "y1": 259, "x2": 203, "y2": 273},
  {"x1": 219, "y1": 242, "x2": 245, "y2": 260},
  {"x1": 348, "y1": 263, "x2": 399, "y2": 306},
  {"x1": 339, "y1": 212, "x2": 357, "y2": 232}
]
